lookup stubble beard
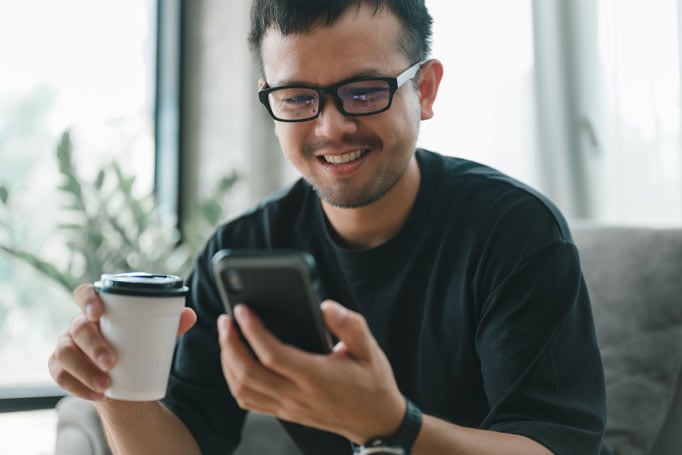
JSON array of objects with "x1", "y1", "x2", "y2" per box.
[
  {"x1": 311, "y1": 147, "x2": 411, "y2": 209},
  {"x1": 299, "y1": 133, "x2": 411, "y2": 208}
]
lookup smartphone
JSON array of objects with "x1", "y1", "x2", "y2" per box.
[{"x1": 211, "y1": 249, "x2": 332, "y2": 354}]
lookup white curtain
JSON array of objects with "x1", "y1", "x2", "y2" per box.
[
  {"x1": 589, "y1": 0, "x2": 682, "y2": 225},
  {"x1": 422, "y1": 0, "x2": 682, "y2": 226},
  {"x1": 419, "y1": 0, "x2": 541, "y2": 193},
  {"x1": 533, "y1": 0, "x2": 682, "y2": 224}
]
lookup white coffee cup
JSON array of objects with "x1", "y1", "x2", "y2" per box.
[{"x1": 95, "y1": 272, "x2": 189, "y2": 401}]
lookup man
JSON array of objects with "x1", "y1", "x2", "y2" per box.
[{"x1": 49, "y1": 1, "x2": 609, "y2": 453}]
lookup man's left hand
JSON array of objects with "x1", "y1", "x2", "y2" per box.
[{"x1": 217, "y1": 300, "x2": 405, "y2": 444}]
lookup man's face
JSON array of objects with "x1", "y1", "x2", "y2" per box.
[{"x1": 259, "y1": 4, "x2": 424, "y2": 208}]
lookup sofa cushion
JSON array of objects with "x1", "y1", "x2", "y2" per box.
[
  {"x1": 572, "y1": 226, "x2": 682, "y2": 455},
  {"x1": 55, "y1": 396, "x2": 111, "y2": 455},
  {"x1": 234, "y1": 412, "x2": 301, "y2": 454}
]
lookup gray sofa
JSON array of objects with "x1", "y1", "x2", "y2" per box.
[
  {"x1": 571, "y1": 226, "x2": 682, "y2": 455},
  {"x1": 54, "y1": 226, "x2": 682, "y2": 455}
]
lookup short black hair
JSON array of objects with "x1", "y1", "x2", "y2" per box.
[{"x1": 248, "y1": 0, "x2": 433, "y2": 76}]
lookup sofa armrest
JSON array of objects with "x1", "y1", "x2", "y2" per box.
[
  {"x1": 572, "y1": 225, "x2": 682, "y2": 455},
  {"x1": 54, "y1": 396, "x2": 301, "y2": 454},
  {"x1": 55, "y1": 396, "x2": 111, "y2": 455}
]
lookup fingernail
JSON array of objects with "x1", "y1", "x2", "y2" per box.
[
  {"x1": 94, "y1": 376, "x2": 109, "y2": 393},
  {"x1": 85, "y1": 303, "x2": 97, "y2": 319},
  {"x1": 332, "y1": 341, "x2": 347, "y2": 353},
  {"x1": 217, "y1": 315, "x2": 228, "y2": 338},
  {"x1": 98, "y1": 353, "x2": 113, "y2": 370},
  {"x1": 323, "y1": 302, "x2": 348, "y2": 323},
  {"x1": 233, "y1": 304, "x2": 246, "y2": 323}
]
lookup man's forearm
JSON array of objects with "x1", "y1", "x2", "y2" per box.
[
  {"x1": 412, "y1": 415, "x2": 553, "y2": 455},
  {"x1": 95, "y1": 400, "x2": 200, "y2": 455}
]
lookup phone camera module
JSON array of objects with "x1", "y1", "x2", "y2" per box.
[{"x1": 225, "y1": 269, "x2": 243, "y2": 293}]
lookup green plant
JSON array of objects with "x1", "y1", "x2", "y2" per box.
[{"x1": 0, "y1": 130, "x2": 238, "y2": 294}]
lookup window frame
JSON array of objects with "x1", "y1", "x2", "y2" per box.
[{"x1": 0, "y1": 0, "x2": 185, "y2": 413}]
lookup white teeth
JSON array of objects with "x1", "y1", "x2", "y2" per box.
[{"x1": 323, "y1": 150, "x2": 365, "y2": 164}]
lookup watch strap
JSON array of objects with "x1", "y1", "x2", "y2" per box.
[
  {"x1": 391, "y1": 397, "x2": 422, "y2": 451},
  {"x1": 352, "y1": 397, "x2": 423, "y2": 454}
]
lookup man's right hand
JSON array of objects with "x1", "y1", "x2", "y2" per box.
[{"x1": 48, "y1": 283, "x2": 197, "y2": 401}]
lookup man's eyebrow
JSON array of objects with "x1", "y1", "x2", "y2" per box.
[{"x1": 267, "y1": 68, "x2": 388, "y2": 88}]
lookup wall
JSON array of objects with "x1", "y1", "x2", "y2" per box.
[{"x1": 182, "y1": 0, "x2": 286, "y2": 221}]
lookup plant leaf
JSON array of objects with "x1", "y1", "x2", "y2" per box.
[
  {"x1": 95, "y1": 169, "x2": 105, "y2": 190},
  {"x1": 0, "y1": 186, "x2": 8, "y2": 204},
  {"x1": 56, "y1": 131, "x2": 89, "y2": 214},
  {"x1": 0, "y1": 245, "x2": 77, "y2": 292},
  {"x1": 112, "y1": 162, "x2": 151, "y2": 235},
  {"x1": 57, "y1": 223, "x2": 85, "y2": 231}
]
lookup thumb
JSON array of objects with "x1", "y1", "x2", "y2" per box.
[
  {"x1": 321, "y1": 300, "x2": 373, "y2": 359},
  {"x1": 177, "y1": 307, "x2": 197, "y2": 336}
]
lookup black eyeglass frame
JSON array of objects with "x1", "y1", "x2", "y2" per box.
[{"x1": 258, "y1": 61, "x2": 423, "y2": 123}]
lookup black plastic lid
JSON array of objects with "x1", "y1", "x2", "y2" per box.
[{"x1": 94, "y1": 273, "x2": 189, "y2": 297}]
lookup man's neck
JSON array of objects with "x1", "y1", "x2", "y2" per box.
[{"x1": 321, "y1": 156, "x2": 421, "y2": 250}]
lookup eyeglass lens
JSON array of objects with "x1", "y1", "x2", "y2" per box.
[{"x1": 267, "y1": 79, "x2": 392, "y2": 121}]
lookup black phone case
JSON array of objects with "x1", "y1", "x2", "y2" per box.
[{"x1": 211, "y1": 249, "x2": 332, "y2": 354}]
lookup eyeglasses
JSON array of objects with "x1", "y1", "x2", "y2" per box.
[{"x1": 258, "y1": 62, "x2": 422, "y2": 123}]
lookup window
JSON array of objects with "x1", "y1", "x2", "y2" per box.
[
  {"x1": 591, "y1": 0, "x2": 681, "y2": 224},
  {"x1": 0, "y1": 1, "x2": 158, "y2": 451},
  {"x1": 419, "y1": 0, "x2": 539, "y2": 190},
  {"x1": 0, "y1": 0, "x2": 157, "y2": 396},
  {"x1": 422, "y1": 0, "x2": 682, "y2": 226}
]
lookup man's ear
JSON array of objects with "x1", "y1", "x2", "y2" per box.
[
  {"x1": 416, "y1": 59, "x2": 444, "y2": 121},
  {"x1": 257, "y1": 79, "x2": 267, "y2": 90}
]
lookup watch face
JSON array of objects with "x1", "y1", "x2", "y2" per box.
[
  {"x1": 355, "y1": 440, "x2": 406, "y2": 455},
  {"x1": 354, "y1": 398, "x2": 422, "y2": 455},
  {"x1": 357, "y1": 447, "x2": 405, "y2": 455}
]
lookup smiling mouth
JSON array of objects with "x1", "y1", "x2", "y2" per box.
[{"x1": 321, "y1": 149, "x2": 368, "y2": 164}]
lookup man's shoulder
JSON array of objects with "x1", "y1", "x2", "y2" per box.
[
  {"x1": 418, "y1": 149, "x2": 529, "y2": 195},
  {"x1": 419, "y1": 148, "x2": 537, "y2": 194},
  {"x1": 418, "y1": 149, "x2": 571, "y2": 241}
]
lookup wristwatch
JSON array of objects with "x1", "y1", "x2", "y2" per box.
[{"x1": 351, "y1": 398, "x2": 423, "y2": 455}]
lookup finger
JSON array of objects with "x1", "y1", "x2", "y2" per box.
[
  {"x1": 48, "y1": 365, "x2": 107, "y2": 402},
  {"x1": 232, "y1": 305, "x2": 312, "y2": 376},
  {"x1": 218, "y1": 324, "x2": 280, "y2": 415},
  {"x1": 332, "y1": 340, "x2": 349, "y2": 354},
  {"x1": 217, "y1": 313, "x2": 254, "y2": 365},
  {"x1": 177, "y1": 308, "x2": 197, "y2": 336},
  {"x1": 229, "y1": 384, "x2": 282, "y2": 415},
  {"x1": 321, "y1": 301, "x2": 373, "y2": 359},
  {"x1": 73, "y1": 283, "x2": 104, "y2": 322},
  {"x1": 69, "y1": 314, "x2": 116, "y2": 371},
  {"x1": 217, "y1": 314, "x2": 291, "y2": 399},
  {"x1": 50, "y1": 332, "x2": 112, "y2": 395}
]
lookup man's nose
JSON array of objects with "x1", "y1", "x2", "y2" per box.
[{"x1": 314, "y1": 95, "x2": 358, "y2": 136}]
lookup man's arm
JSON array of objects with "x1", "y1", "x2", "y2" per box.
[
  {"x1": 413, "y1": 415, "x2": 551, "y2": 455},
  {"x1": 49, "y1": 284, "x2": 200, "y2": 455},
  {"x1": 218, "y1": 301, "x2": 552, "y2": 454},
  {"x1": 96, "y1": 400, "x2": 200, "y2": 455}
]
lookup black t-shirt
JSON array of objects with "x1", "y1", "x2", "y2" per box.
[{"x1": 162, "y1": 149, "x2": 608, "y2": 454}]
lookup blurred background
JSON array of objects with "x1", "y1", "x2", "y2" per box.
[{"x1": 1, "y1": 0, "x2": 680, "y2": 453}]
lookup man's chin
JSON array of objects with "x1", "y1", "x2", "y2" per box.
[{"x1": 314, "y1": 185, "x2": 388, "y2": 209}]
